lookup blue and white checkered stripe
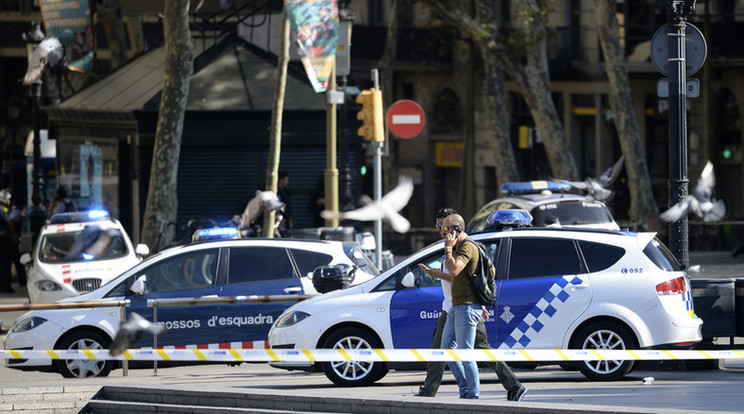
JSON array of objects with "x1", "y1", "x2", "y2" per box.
[
  {"x1": 500, "y1": 275, "x2": 584, "y2": 348},
  {"x1": 683, "y1": 290, "x2": 694, "y2": 316}
]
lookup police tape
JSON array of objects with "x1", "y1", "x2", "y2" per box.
[{"x1": 1, "y1": 348, "x2": 743, "y2": 362}]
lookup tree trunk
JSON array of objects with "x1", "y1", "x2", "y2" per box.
[
  {"x1": 97, "y1": 0, "x2": 129, "y2": 69},
  {"x1": 421, "y1": 0, "x2": 579, "y2": 181},
  {"x1": 263, "y1": 7, "x2": 290, "y2": 238},
  {"x1": 140, "y1": 0, "x2": 193, "y2": 251},
  {"x1": 595, "y1": 0, "x2": 659, "y2": 226},
  {"x1": 482, "y1": 56, "x2": 520, "y2": 186}
]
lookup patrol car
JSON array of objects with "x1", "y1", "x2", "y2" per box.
[
  {"x1": 22, "y1": 210, "x2": 150, "y2": 304},
  {"x1": 4, "y1": 231, "x2": 377, "y2": 378},
  {"x1": 268, "y1": 212, "x2": 702, "y2": 386},
  {"x1": 468, "y1": 181, "x2": 620, "y2": 232}
]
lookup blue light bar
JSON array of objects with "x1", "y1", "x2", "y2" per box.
[
  {"x1": 486, "y1": 209, "x2": 533, "y2": 228},
  {"x1": 500, "y1": 181, "x2": 571, "y2": 195},
  {"x1": 49, "y1": 210, "x2": 111, "y2": 224},
  {"x1": 192, "y1": 227, "x2": 240, "y2": 242}
]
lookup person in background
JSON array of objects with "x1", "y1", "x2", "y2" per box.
[
  {"x1": 276, "y1": 172, "x2": 293, "y2": 232},
  {"x1": 0, "y1": 189, "x2": 15, "y2": 292},
  {"x1": 48, "y1": 186, "x2": 71, "y2": 218}
]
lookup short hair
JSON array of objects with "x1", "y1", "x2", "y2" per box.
[
  {"x1": 436, "y1": 207, "x2": 458, "y2": 220},
  {"x1": 444, "y1": 213, "x2": 466, "y2": 231}
]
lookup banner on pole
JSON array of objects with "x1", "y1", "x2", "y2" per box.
[
  {"x1": 285, "y1": 0, "x2": 338, "y2": 93},
  {"x1": 39, "y1": 0, "x2": 95, "y2": 91}
]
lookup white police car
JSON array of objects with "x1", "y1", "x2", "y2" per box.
[
  {"x1": 268, "y1": 211, "x2": 702, "y2": 386},
  {"x1": 5, "y1": 231, "x2": 377, "y2": 378},
  {"x1": 469, "y1": 181, "x2": 620, "y2": 232},
  {"x1": 22, "y1": 210, "x2": 150, "y2": 304}
]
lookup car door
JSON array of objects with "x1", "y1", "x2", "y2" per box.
[
  {"x1": 125, "y1": 247, "x2": 222, "y2": 348},
  {"x1": 216, "y1": 246, "x2": 304, "y2": 345},
  {"x1": 495, "y1": 237, "x2": 592, "y2": 349}
]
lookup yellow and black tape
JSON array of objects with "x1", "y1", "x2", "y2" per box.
[{"x1": 1, "y1": 348, "x2": 743, "y2": 362}]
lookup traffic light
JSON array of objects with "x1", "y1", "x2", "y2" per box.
[{"x1": 356, "y1": 88, "x2": 384, "y2": 142}]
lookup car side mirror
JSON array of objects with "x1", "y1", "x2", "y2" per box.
[
  {"x1": 20, "y1": 253, "x2": 32, "y2": 266},
  {"x1": 135, "y1": 244, "x2": 150, "y2": 257},
  {"x1": 130, "y1": 276, "x2": 146, "y2": 294},
  {"x1": 401, "y1": 272, "x2": 415, "y2": 288}
]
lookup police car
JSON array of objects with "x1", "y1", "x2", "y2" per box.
[
  {"x1": 468, "y1": 181, "x2": 620, "y2": 232},
  {"x1": 4, "y1": 231, "x2": 377, "y2": 378},
  {"x1": 22, "y1": 210, "x2": 150, "y2": 304},
  {"x1": 268, "y1": 211, "x2": 702, "y2": 386}
]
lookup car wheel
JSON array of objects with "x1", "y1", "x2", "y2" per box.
[
  {"x1": 320, "y1": 327, "x2": 388, "y2": 387},
  {"x1": 571, "y1": 321, "x2": 637, "y2": 381},
  {"x1": 54, "y1": 330, "x2": 113, "y2": 378}
]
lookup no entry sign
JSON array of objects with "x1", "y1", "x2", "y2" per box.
[{"x1": 387, "y1": 100, "x2": 425, "y2": 139}]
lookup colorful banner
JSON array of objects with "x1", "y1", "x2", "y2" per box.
[
  {"x1": 285, "y1": 0, "x2": 338, "y2": 93},
  {"x1": 39, "y1": 0, "x2": 94, "y2": 91}
]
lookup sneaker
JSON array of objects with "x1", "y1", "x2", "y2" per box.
[
  {"x1": 507, "y1": 385, "x2": 528, "y2": 402},
  {"x1": 413, "y1": 387, "x2": 435, "y2": 397}
]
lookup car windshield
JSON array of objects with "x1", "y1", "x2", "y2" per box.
[
  {"x1": 531, "y1": 201, "x2": 614, "y2": 227},
  {"x1": 39, "y1": 225, "x2": 129, "y2": 263}
]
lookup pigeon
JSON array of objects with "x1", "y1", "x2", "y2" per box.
[
  {"x1": 660, "y1": 161, "x2": 726, "y2": 223},
  {"x1": 238, "y1": 190, "x2": 285, "y2": 229},
  {"x1": 22, "y1": 37, "x2": 65, "y2": 85},
  {"x1": 321, "y1": 178, "x2": 414, "y2": 233},
  {"x1": 552, "y1": 156, "x2": 625, "y2": 202},
  {"x1": 109, "y1": 312, "x2": 166, "y2": 357}
]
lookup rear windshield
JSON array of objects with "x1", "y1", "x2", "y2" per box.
[
  {"x1": 39, "y1": 225, "x2": 129, "y2": 263},
  {"x1": 643, "y1": 237, "x2": 682, "y2": 271},
  {"x1": 531, "y1": 201, "x2": 614, "y2": 227}
]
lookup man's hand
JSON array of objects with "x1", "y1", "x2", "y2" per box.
[
  {"x1": 482, "y1": 306, "x2": 489, "y2": 321},
  {"x1": 418, "y1": 263, "x2": 432, "y2": 276}
]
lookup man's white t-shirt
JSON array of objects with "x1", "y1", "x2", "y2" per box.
[{"x1": 440, "y1": 255, "x2": 452, "y2": 313}]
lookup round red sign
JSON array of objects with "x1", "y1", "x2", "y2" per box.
[{"x1": 386, "y1": 100, "x2": 425, "y2": 139}]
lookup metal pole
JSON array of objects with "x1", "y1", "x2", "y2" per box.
[
  {"x1": 371, "y1": 69, "x2": 383, "y2": 268},
  {"x1": 325, "y1": 67, "x2": 339, "y2": 227},
  {"x1": 120, "y1": 305, "x2": 128, "y2": 376},
  {"x1": 29, "y1": 81, "x2": 46, "y2": 246},
  {"x1": 339, "y1": 76, "x2": 355, "y2": 212},
  {"x1": 667, "y1": 12, "x2": 689, "y2": 268},
  {"x1": 152, "y1": 305, "x2": 158, "y2": 376}
]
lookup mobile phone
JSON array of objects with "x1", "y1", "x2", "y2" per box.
[{"x1": 451, "y1": 227, "x2": 461, "y2": 236}]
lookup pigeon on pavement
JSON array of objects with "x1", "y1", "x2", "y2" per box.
[
  {"x1": 552, "y1": 156, "x2": 625, "y2": 202},
  {"x1": 321, "y1": 178, "x2": 414, "y2": 233},
  {"x1": 109, "y1": 312, "x2": 166, "y2": 357},
  {"x1": 22, "y1": 37, "x2": 65, "y2": 85},
  {"x1": 239, "y1": 190, "x2": 285, "y2": 229},
  {"x1": 660, "y1": 161, "x2": 726, "y2": 223}
]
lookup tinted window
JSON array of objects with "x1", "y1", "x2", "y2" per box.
[
  {"x1": 508, "y1": 238, "x2": 583, "y2": 279},
  {"x1": 578, "y1": 241, "x2": 625, "y2": 272},
  {"x1": 290, "y1": 249, "x2": 333, "y2": 276},
  {"x1": 134, "y1": 249, "x2": 218, "y2": 293},
  {"x1": 39, "y1": 225, "x2": 129, "y2": 263},
  {"x1": 531, "y1": 201, "x2": 613, "y2": 227},
  {"x1": 643, "y1": 238, "x2": 682, "y2": 271},
  {"x1": 228, "y1": 247, "x2": 295, "y2": 284},
  {"x1": 373, "y1": 253, "x2": 443, "y2": 292}
]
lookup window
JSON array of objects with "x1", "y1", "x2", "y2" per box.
[
  {"x1": 228, "y1": 247, "x2": 295, "y2": 284},
  {"x1": 508, "y1": 238, "x2": 583, "y2": 279},
  {"x1": 643, "y1": 238, "x2": 682, "y2": 272},
  {"x1": 134, "y1": 249, "x2": 218, "y2": 293},
  {"x1": 39, "y1": 226, "x2": 129, "y2": 263},
  {"x1": 578, "y1": 241, "x2": 625, "y2": 272},
  {"x1": 373, "y1": 253, "x2": 443, "y2": 292},
  {"x1": 290, "y1": 249, "x2": 333, "y2": 277}
]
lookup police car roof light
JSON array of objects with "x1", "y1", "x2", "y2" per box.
[
  {"x1": 192, "y1": 227, "x2": 240, "y2": 242},
  {"x1": 49, "y1": 210, "x2": 111, "y2": 224},
  {"x1": 500, "y1": 180, "x2": 571, "y2": 195},
  {"x1": 486, "y1": 209, "x2": 533, "y2": 228}
]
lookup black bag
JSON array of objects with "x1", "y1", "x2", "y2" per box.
[{"x1": 464, "y1": 240, "x2": 497, "y2": 306}]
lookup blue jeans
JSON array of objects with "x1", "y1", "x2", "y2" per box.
[{"x1": 441, "y1": 303, "x2": 481, "y2": 399}]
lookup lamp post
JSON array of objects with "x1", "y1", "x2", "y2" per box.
[{"x1": 337, "y1": 10, "x2": 354, "y2": 212}]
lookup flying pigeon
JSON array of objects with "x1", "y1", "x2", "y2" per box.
[
  {"x1": 238, "y1": 190, "x2": 285, "y2": 229},
  {"x1": 109, "y1": 312, "x2": 166, "y2": 357},
  {"x1": 321, "y1": 178, "x2": 414, "y2": 233},
  {"x1": 22, "y1": 37, "x2": 65, "y2": 85},
  {"x1": 552, "y1": 156, "x2": 625, "y2": 202},
  {"x1": 660, "y1": 161, "x2": 726, "y2": 223}
]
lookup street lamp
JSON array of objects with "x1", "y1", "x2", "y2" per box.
[{"x1": 337, "y1": 8, "x2": 354, "y2": 212}]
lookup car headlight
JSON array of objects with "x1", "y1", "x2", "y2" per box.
[
  {"x1": 11, "y1": 316, "x2": 48, "y2": 333},
  {"x1": 36, "y1": 280, "x2": 62, "y2": 291},
  {"x1": 274, "y1": 311, "x2": 310, "y2": 328}
]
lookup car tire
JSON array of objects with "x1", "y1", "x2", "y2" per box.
[
  {"x1": 571, "y1": 320, "x2": 637, "y2": 381},
  {"x1": 320, "y1": 327, "x2": 388, "y2": 387},
  {"x1": 54, "y1": 330, "x2": 113, "y2": 378}
]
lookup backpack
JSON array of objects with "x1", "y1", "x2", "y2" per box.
[{"x1": 464, "y1": 239, "x2": 497, "y2": 306}]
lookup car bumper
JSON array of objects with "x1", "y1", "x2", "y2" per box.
[
  {"x1": 3, "y1": 320, "x2": 65, "y2": 368},
  {"x1": 268, "y1": 324, "x2": 320, "y2": 370}
]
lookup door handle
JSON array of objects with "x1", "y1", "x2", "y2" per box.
[
  {"x1": 284, "y1": 287, "x2": 302, "y2": 293},
  {"x1": 572, "y1": 284, "x2": 589, "y2": 290}
]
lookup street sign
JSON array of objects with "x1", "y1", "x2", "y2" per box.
[
  {"x1": 650, "y1": 23, "x2": 707, "y2": 77},
  {"x1": 387, "y1": 100, "x2": 425, "y2": 139}
]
